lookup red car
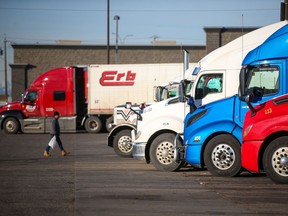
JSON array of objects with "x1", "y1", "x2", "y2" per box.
[{"x1": 242, "y1": 94, "x2": 288, "y2": 184}]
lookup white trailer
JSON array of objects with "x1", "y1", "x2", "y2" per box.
[
  {"x1": 85, "y1": 63, "x2": 188, "y2": 133},
  {"x1": 131, "y1": 21, "x2": 288, "y2": 172}
]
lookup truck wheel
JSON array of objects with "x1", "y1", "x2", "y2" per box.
[
  {"x1": 150, "y1": 133, "x2": 185, "y2": 172},
  {"x1": 84, "y1": 116, "x2": 102, "y2": 133},
  {"x1": 204, "y1": 134, "x2": 242, "y2": 177},
  {"x1": 263, "y1": 137, "x2": 288, "y2": 184},
  {"x1": 105, "y1": 116, "x2": 114, "y2": 132},
  {"x1": 113, "y1": 129, "x2": 133, "y2": 157},
  {"x1": 3, "y1": 117, "x2": 19, "y2": 134}
]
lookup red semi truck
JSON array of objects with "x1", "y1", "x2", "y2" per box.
[
  {"x1": 0, "y1": 64, "x2": 184, "y2": 134},
  {"x1": 0, "y1": 66, "x2": 87, "y2": 134},
  {"x1": 242, "y1": 94, "x2": 288, "y2": 184}
]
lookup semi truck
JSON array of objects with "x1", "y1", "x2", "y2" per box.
[
  {"x1": 131, "y1": 21, "x2": 287, "y2": 172},
  {"x1": 242, "y1": 93, "x2": 288, "y2": 184},
  {"x1": 183, "y1": 22, "x2": 288, "y2": 177},
  {"x1": 107, "y1": 63, "x2": 195, "y2": 157},
  {"x1": 0, "y1": 63, "x2": 184, "y2": 134}
]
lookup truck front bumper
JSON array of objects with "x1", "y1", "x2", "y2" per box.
[
  {"x1": 185, "y1": 143, "x2": 202, "y2": 168},
  {"x1": 132, "y1": 142, "x2": 147, "y2": 161},
  {"x1": 241, "y1": 140, "x2": 262, "y2": 173}
]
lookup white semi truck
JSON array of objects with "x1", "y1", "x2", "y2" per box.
[
  {"x1": 107, "y1": 63, "x2": 196, "y2": 157},
  {"x1": 131, "y1": 21, "x2": 288, "y2": 172}
]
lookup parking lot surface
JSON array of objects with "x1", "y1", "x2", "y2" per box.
[{"x1": 0, "y1": 132, "x2": 288, "y2": 216}]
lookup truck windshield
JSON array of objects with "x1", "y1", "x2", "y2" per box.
[
  {"x1": 244, "y1": 66, "x2": 279, "y2": 97},
  {"x1": 161, "y1": 83, "x2": 179, "y2": 100}
]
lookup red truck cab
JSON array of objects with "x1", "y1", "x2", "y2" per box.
[
  {"x1": 242, "y1": 94, "x2": 288, "y2": 183},
  {"x1": 0, "y1": 66, "x2": 87, "y2": 134}
]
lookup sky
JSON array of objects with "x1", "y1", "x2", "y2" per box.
[{"x1": 0, "y1": 0, "x2": 284, "y2": 89}]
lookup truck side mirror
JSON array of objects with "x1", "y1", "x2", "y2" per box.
[
  {"x1": 245, "y1": 94, "x2": 256, "y2": 116},
  {"x1": 125, "y1": 102, "x2": 143, "y2": 121},
  {"x1": 188, "y1": 97, "x2": 197, "y2": 113},
  {"x1": 239, "y1": 67, "x2": 246, "y2": 100},
  {"x1": 125, "y1": 102, "x2": 132, "y2": 109},
  {"x1": 178, "y1": 81, "x2": 185, "y2": 103},
  {"x1": 21, "y1": 94, "x2": 24, "y2": 103},
  {"x1": 154, "y1": 86, "x2": 162, "y2": 102}
]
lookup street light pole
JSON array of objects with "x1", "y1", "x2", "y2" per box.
[
  {"x1": 107, "y1": 0, "x2": 110, "y2": 64},
  {"x1": 4, "y1": 34, "x2": 8, "y2": 102},
  {"x1": 114, "y1": 15, "x2": 120, "y2": 64}
]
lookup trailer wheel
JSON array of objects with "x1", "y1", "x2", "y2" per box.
[
  {"x1": 84, "y1": 116, "x2": 102, "y2": 133},
  {"x1": 105, "y1": 116, "x2": 114, "y2": 132},
  {"x1": 204, "y1": 134, "x2": 242, "y2": 177},
  {"x1": 3, "y1": 117, "x2": 19, "y2": 134},
  {"x1": 263, "y1": 137, "x2": 288, "y2": 184},
  {"x1": 113, "y1": 129, "x2": 133, "y2": 157},
  {"x1": 150, "y1": 133, "x2": 185, "y2": 172}
]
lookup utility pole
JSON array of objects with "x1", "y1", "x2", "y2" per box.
[
  {"x1": 4, "y1": 34, "x2": 8, "y2": 102},
  {"x1": 114, "y1": 15, "x2": 120, "y2": 64},
  {"x1": 107, "y1": 0, "x2": 110, "y2": 64}
]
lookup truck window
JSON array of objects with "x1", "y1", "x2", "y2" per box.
[
  {"x1": 54, "y1": 91, "x2": 66, "y2": 101},
  {"x1": 25, "y1": 91, "x2": 38, "y2": 102},
  {"x1": 245, "y1": 67, "x2": 279, "y2": 96},
  {"x1": 195, "y1": 74, "x2": 223, "y2": 99}
]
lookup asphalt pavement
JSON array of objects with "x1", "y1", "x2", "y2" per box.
[{"x1": 1, "y1": 132, "x2": 288, "y2": 216}]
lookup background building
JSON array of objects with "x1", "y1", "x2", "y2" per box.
[{"x1": 10, "y1": 27, "x2": 256, "y2": 100}]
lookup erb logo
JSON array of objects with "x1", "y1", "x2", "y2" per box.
[{"x1": 99, "y1": 71, "x2": 136, "y2": 86}]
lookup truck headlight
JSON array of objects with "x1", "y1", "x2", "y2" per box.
[{"x1": 243, "y1": 124, "x2": 253, "y2": 139}]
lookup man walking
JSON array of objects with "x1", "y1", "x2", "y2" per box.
[{"x1": 44, "y1": 111, "x2": 68, "y2": 157}]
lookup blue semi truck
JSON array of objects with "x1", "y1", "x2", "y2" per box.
[{"x1": 182, "y1": 23, "x2": 288, "y2": 177}]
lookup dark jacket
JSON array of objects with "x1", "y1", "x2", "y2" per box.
[{"x1": 50, "y1": 119, "x2": 60, "y2": 135}]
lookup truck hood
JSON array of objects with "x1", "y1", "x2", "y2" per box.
[
  {"x1": 141, "y1": 96, "x2": 180, "y2": 118},
  {"x1": 0, "y1": 101, "x2": 22, "y2": 113},
  {"x1": 184, "y1": 95, "x2": 237, "y2": 129}
]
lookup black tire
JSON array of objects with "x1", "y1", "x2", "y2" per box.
[
  {"x1": 113, "y1": 129, "x2": 133, "y2": 157},
  {"x1": 204, "y1": 134, "x2": 242, "y2": 177},
  {"x1": 263, "y1": 137, "x2": 288, "y2": 184},
  {"x1": 105, "y1": 116, "x2": 114, "y2": 132},
  {"x1": 3, "y1": 117, "x2": 19, "y2": 134},
  {"x1": 150, "y1": 133, "x2": 185, "y2": 172},
  {"x1": 84, "y1": 116, "x2": 102, "y2": 133}
]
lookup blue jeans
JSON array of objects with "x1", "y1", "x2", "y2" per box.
[{"x1": 46, "y1": 135, "x2": 64, "y2": 152}]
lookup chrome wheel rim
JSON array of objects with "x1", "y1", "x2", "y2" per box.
[
  {"x1": 271, "y1": 147, "x2": 288, "y2": 177},
  {"x1": 118, "y1": 136, "x2": 132, "y2": 153},
  {"x1": 89, "y1": 121, "x2": 98, "y2": 130},
  {"x1": 211, "y1": 144, "x2": 235, "y2": 170},
  {"x1": 6, "y1": 120, "x2": 16, "y2": 133},
  {"x1": 156, "y1": 141, "x2": 175, "y2": 165}
]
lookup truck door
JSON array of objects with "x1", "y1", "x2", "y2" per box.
[
  {"x1": 23, "y1": 90, "x2": 41, "y2": 117},
  {"x1": 22, "y1": 90, "x2": 45, "y2": 133}
]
